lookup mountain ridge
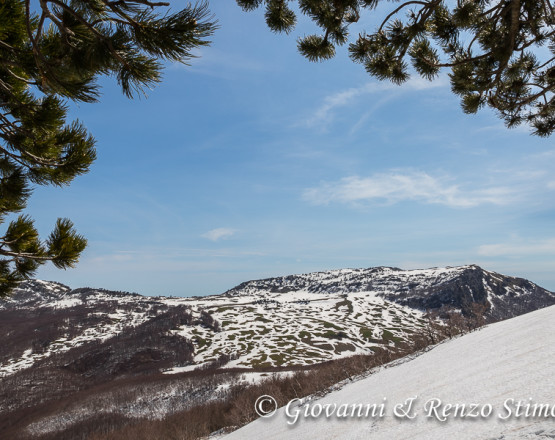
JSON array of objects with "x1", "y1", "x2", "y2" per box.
[
  {"x1": 6, "y1": 264, "x2": 552, "y2": 311},
  {"x1": 1, "y1": 264, "x2": 553, "y2": 377},
  {"x1": 222, "y1": 264, "x2": 553, "y2": 320}
]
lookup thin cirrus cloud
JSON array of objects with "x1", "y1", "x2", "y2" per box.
[
  {"x1": 477, "y1": 239, "x2": 555, "y2": 257},
  {"x1": 184, "y1": 47, "x2": 269, "y2": 78},
  {"x1": 303, "y1": 171, "x2": 515, "y2": 208},
  {"x1": 303, "y1": 76, "x2": 448, "y2": 127},
  {"x1": 201, "y1": 228, "x2": 237, "y2": 242}
]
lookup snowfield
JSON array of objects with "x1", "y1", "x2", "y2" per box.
[{"x1": 222, "y1": 305, "x2": 555, "y2": 440}]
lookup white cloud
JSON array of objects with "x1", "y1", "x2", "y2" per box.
[
  {"x1": 474, "y1": 123, "x2": 531, "y2": 134},
  {"x1": 182, "y1": 48, "x2": 268, "y2": 78},
  {"x1": 303, "y1": 171, "x2": 515, "y2": 208},
  {"x1": 477, "y1": 239, "x2": 555, "y2": 257},
  {"x1": 304, "y1": 76, "x2": 447, "y2": 127},
  {"x1": 201, "y1": 228, "x2": 236, "y2": 242}
]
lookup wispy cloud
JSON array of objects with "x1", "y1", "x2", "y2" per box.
[
  {"x1": 182, "y1": 48, "x2": 268, "y2": 78},
  {"x1": 303, "y1": 171, "x2": 516, "y2": 208},
  {"x1": 474, "y1": 122, "x2": 531, "y2": 135},
  {"x1": 88, "y1": 247, "x2": 264, "y2": 266},
  {"x1": 303, "y1": 76, "x2": 447, "y2": 127},
  {"x1": 477, "y1": 239, "x2": 555, "y2": 257},
  {"x1": 201, "y1": 228, "x2": 236, "y2": 242}
]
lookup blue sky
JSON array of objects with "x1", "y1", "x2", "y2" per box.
[{"x1": 31, "y1": 2, "x2": 555, "y2": 296}]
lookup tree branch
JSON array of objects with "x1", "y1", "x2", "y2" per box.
[{"x1": 378, "y1": 1, "x2": 430, "y2": 33}]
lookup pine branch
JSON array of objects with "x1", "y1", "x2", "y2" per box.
[{"x1": 0, "y1": 0, "x2": 216, "y2": 295}]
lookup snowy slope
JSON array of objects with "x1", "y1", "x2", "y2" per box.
[{"x1": 222, "y1": 305, "x2": 555, "y2": 440}]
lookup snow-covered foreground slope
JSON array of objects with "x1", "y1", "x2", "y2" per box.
[{"x1": 223, "y1": 305, "x2": 555, "y2": 440}]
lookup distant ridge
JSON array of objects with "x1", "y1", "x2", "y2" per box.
[
  {"x1": 223, "y1": 264, "x2": 554, "y2": 320},
  {"x1": 1, "y1": 264, "x2": 552, "y2": 377}
]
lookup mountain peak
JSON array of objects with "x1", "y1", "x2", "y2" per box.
[
  {"x1": 223, "y1": 264, "x2": 479, "y2": 296},
  {"x1": 221, "y1": 264, "x2": 553, "y2": 320}
]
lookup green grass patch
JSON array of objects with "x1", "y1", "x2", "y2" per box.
[
  {"x1": 255, "y1": 316, "x2": 272, "y2": 323},
  {"x1": 334, "y1": 298, "x2": 354, "y2": 314},
  {"x1": 194, "y1": 336, "x2": 209, "y2": 349},
  {"x1": 381, "y1": 330, "x2": 403, "y2": 344},
  {"x1": 322, "y1": 321, "x2": 342, "y2": 330},
  {"x1": 334, "y1": 342, "x2": 356, "y2": 354},
  {"x1": 305, "y1": 351, "x2": 323, "y2": 358},
  {"x1": 321, "y1": 330, "x2": 347, "y2": 339},
  {"x1": 251, "y1": 360, "x2": 273, "y2": 369},
  {"x1": 359, "y1": 327, "x2": 373, "y2": 340},
  {"x1": 269, "y1": 353, "x2": 287, "y2": 366}
]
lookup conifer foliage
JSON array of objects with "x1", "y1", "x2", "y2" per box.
[
  {"x1": 0, "y1": 0, "x2": 216, "y2": 296},
  {"x1": 237, "y1": 0, "x2": 555, "y2": 136}
]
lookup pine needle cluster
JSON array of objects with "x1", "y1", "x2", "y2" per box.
[
  {"x1": 0, "y1": 0, "x2": 216, "y2": 296},
  {"x1": 237, "y1": 0, "x2": 554, "y2": 136}
]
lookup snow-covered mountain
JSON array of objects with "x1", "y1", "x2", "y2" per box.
[
  {"x1": 0, "y1": 265, "x2": 553, "y2": 439},
  {"x1": 1, "y1": 265, "x2": 553, "y2": 378},
  {"x1": 223, "y1": 264, "x2": 554, "y2": 321},
  {"x1": 222, "y1": 304, "x2": 555, "y2": 440}
]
